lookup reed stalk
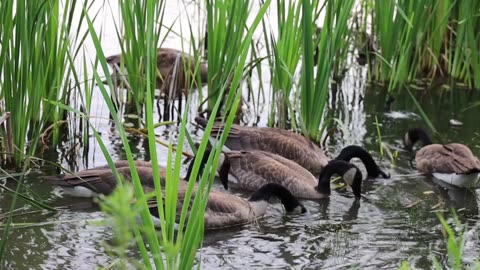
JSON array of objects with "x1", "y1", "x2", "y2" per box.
[
  {"x1": 0, "y1": 0, "x2": 88, "y2": 166},
  {"x1": 264, "y1": 0, "x2": 303, "y2": 128},
  {"x1": 205, "y1": 0, "x2": 271, "y2": 117},
  {"x1": 111, "y1": 0, "x2": 165, "y2": 116},
  {"x1": 370, "y1": 0, "x2": 480, "y2": 89},
  {"x1": 300, "y1": 0, "x2": 354, "y2": 141}
]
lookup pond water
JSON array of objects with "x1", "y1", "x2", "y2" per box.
[{"x1": 2, "y1": 2, "x2": 480, "y2": 270}]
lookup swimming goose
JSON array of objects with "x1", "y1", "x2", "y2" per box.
[
  {"x1": 148, "y1": 183, "x2": 307, "y2": 230},
  {"x1": 187, "y1": 150, "x2": 364, "y2": 199},
  {"x1": 42, "y1": 160, "x2": 170, "y2": 198},
  {"x1": 404, "y1": 127, "x2": 480, "y2": 187},
  {"x1": 106, "y1": 48, "x2": 208, "y2": 98},
  {"x1": 194, "y1": 116, "x2": 389, "y2": 179},
  {"x1": 43, "y1": 162, "x2": 306, "y2": 230}
]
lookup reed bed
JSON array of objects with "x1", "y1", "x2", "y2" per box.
[
  {"x1": 300, "y1": 0, "x2": 354, "y2": 141},
  {"x1": 370, "y1": 0, "x2": 480, "y2": 90},
  {"x1": 262, "y1": 0, "x2": 303, "y2": 129},
  {"x1": 108, "y1": 0, "x2": 165, "y2": 117},
  {"x1": 0, "y1": 0, "x2": 90, "y2": 260},
  {"x1": 0, "y1": 0, "x2": 89, "y2": 166}
]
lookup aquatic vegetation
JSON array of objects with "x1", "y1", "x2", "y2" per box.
[
  {"x1": 107, "y1": 0, "x2": 165, "y2": 118},
  {"x1": 300, "y1": 0, "x2": 354, "y2": 141},
  {"x1": 262, "y1": 0, "x2": 303, "y2": 128},
  {"x1": 370, "y1": 0, "x2": 480, "y2": 90},
  {"x1": 0, "y1": 0, "x2": 91, "y2": 260},
  {"x1": 204, "y1": 0, "x2": 270, "y2": 117},
  {"x1": 398, "y1": 211, "x2": 478, "y2": 270},
  {"x1": 0, "y1": 0, "x2": 90, "y2": 166},
  {"x1": 83, "y1": 0, "x2": 248, "y2": 266}
]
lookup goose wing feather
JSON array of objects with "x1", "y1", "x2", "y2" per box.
[
  {"x1": 227, "y1": 151, "x2": 318, "y2": 197},
  {"x1": 210, "y1": 124, "x2": 328, "y2": 175},
  {"x1": 43, "y1": 164, "x2": 170, "y2": 195},
  {"x1": 416, "y1": 143, "x2": 480, "y2": 174}
]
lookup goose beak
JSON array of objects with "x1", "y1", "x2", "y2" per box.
[
  {"x1": 379, "y1": 169, "x2": 391, "y2": 179},
  {"x1": 221, "y1": 178, "x2": 229, "y2": 190}
]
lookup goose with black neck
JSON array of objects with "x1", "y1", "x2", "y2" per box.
[
  {"x1": 187, "y1": 149, "x2": 365, "y2": 200},
  {"x1": 404, "y1": 127, "x2": 480, "y2": 187}
]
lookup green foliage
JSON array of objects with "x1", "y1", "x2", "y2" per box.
[
  {"x1": 264, "y1": 0, "x2": 303, "y2": 128},
  {"x1": 205, "y1": 0, "x2": 271, "y2": 116},
  {"x1": 0, "y1": 0, "x2": 89, "y2": 165},
  {"x1": 434, "y1": 212, "x2": 466, "y2": 270},
  {"x1": 111, "y1": 0, "x2": 165, "y2": 115},
  {"x1": 0, "y1": 0, "x2": 90, "y2": 260},
  {"x1": 300, "y1": 0, "x2": 354, "y2": 141},
  {"x1": 398, "y1": 210, "x2": 476, "y2": 270},
  {"x1": 98, "y1": 182, "x2": 138, "y2": 269},
  {"x1": 84, "y1": 1, "x2": 246, "y2": 267},
  {"x1": 371, "y1": 0, "x2": 480, "y2": 89}
]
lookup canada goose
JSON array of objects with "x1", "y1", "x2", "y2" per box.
[
  {"x1": 106, "y1": 48, "x2": 208, "y2": 98},
  {"x1": 43, "y1": 162, "x2": 306, "y2": 230},
  {"x1": 42, "y1": 160, "x2": 169, "y2": 198},
  {"x1": 404, "y1": 127, "x2": 480, "y2": 187},
  {"x1": 148, "y1": 183, "x2": 307, "y2": 230},
  {"x1": 194, "y1": 116, "x2": 389, "y2": 179},
  {"x1": 187, "y1": 150, "x2": 364, "y2": 199}
]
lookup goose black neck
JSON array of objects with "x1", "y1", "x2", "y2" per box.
[
  {"x1": 194, "y1": 116, "x2": 208, "y2": 128},
  {"x1": 249, "y1": 183, "x2": 306, "y2": 213},
  {"x1": 185, "y1": 148, "x2": 212, "y2": 182},
  {"x1": 317, "y1": 160, "x2": 362, "y2": 199},
  {"x1": 407, "y1": 128, "x2": 433, "y2": 147},
  {"x1": 334, "y1": 145, "x2": 390, "y2": 179},
  {"x1": 218, "y1": 154, "x2": 230, "y2": 190},
  {"x1": 185, "y1": 148, "x2": 230, "y2": 190}
]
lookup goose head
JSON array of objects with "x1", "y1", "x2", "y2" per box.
[
  {"x1": 335, "y1": 145, "x2": 390, "y2": 179},
  {"x1": 316, "y1": 160, "x2": 363, "y2": 199},
  {"x1": 404, "y1": 128, "x2": 433, "y2": 151},
  {"x1": 249, "y1": 183, "x2": 307, "y2": 214}
]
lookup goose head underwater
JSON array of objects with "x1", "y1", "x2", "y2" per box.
[
  {"x1": 404, "y1": 127, "x2": 480, "y2": 187},
  {"x1": 147, "y1": 182, "x2": 307, "y2": 230},
  {"x1": 187, "y1": 149, "x2": 364, "y2": 200}
]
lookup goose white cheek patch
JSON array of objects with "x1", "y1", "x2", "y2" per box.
[
  {"x1": 404, "y1": 132, "x2": 411, "y2": 147},
  {"x1": 342, "y1": 168, "x2": 357, "y2": 186}
]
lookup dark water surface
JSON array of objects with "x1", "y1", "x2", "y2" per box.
[{"x1": 2, "y1": 4, "x2": 480, "y2": 270}]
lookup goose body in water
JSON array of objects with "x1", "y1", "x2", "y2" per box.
[
  {"x1": 105, "y1": 48, "x2": 208, "y2": 98},
  {"x1": 42, "y1": 160, "x2": 165, "y2": 198},
  {"x1": 404, "y1": 127, "x2": 480, "y2": 187},
  {"x1": 148, "y1": 183, "x2": 307, "y2": 230},
  {"x1": 194, "y1": 116, "x2": 389, "y2": 179},
  {"x1": 188, "y1": 150, "x2": 364, "y2": 200},
  {"x1": 43, "y1": 161, "x2": 306, "y2": 230}
]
